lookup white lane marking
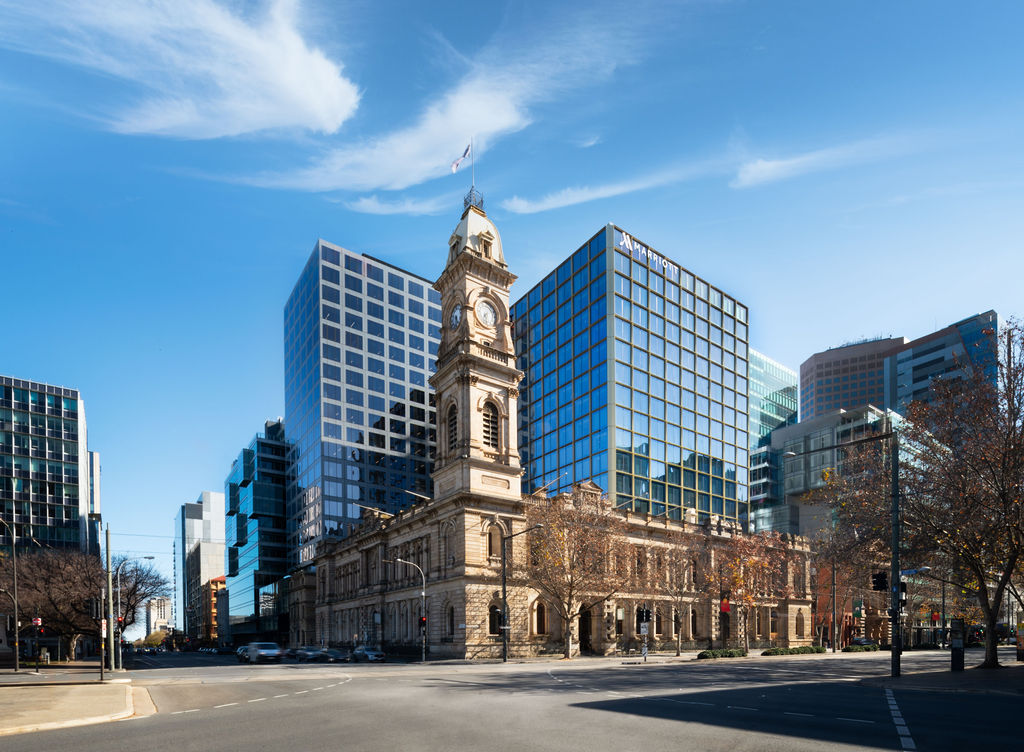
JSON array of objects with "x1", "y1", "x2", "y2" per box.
[
  {"x1": 184, "y1": 709, "x2": 199, "y2": 713},
  {"x1": 728, "y1": 706, "x2": 758, "y2": 711},
  {"x1": 313, "y1": 687, "x2": 324, "y2": 691},
  {"x1": 785, "y1": 712, "x2": 813, "y2": 717},
  {"x1": 214, "y1": 703, "x2": 238, "y2": 708},
  {"x1": 885, "y1": 690, "x2": 917, "y2": 750},
  {"x1": 295, "y1": 690, "x2": 309, "y2": 694},
  {"x1": 836, "y1": 717, "x2": 874, "y2": 724},
  {"x1": 274, "y1": 694, "x2": 289, "y2": 698},
  {"x1": 248, "y1": 698, "x2": 266, "y2": 703}
]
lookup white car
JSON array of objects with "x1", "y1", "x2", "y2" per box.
[{"x1": 247, "y1": 642, "x2": 283, "y2": 664}]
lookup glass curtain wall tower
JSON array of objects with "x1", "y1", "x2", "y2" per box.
[
  {"x1": 224, "y1": 420, "x2": 288, "y2": 642},
  {"x1": 284, "y1": 240, "x2": 442, "y2": 567},
  {"x1": 0, "y1": 376, "x2": 99, "y2": 552},
  {"x1": 512, "y1": 226, "x2": 751, "y2": 526}
]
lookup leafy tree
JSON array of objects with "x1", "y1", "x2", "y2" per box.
[
  {"x1": 896, "y1": 322, "x2": 1024, "y2": 667},
  {"x1": 524, "y1": 482, "x2": 631, "y2": 659},
  {"x1": 721, "y1": 530, "x2": 792, "y2": 652}
]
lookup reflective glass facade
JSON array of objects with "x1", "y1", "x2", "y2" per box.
[
  {"x1": 0, "y1": 376, "x2": 98, "y2": 553},
  {"x1": 747, "y1": 351, "x2": 798, "y2": 532},
  {"x1": 284, "y1": 240, "x2": 442, "y2": 566},
  {"x1": 512, "y1": 225, "x2": 751, "y2": 526},
  {"x1": 224, "y1": 420, "x2": 288, "y2": 636}
]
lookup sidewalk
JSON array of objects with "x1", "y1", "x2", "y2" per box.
[{"x1": 0, "y1": 658, "x2": 139, "y2": 737}]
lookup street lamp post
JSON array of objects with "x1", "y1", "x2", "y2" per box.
[
  {"x1": 0, "y1": 518, "x2": 18, "y2": 672},
  {"x1": 114, "y1": 555, "x2": 154, "y2": 670},
  {"x1": 501, "y1": 524, "x2": 543, "y2": 663},
  {"x1": 386, "y1": 558, "x2": 425, "y2": 662}
]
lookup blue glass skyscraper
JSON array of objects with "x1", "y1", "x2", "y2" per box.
[
  {"x1": 512, "y1": 225, "x2": 751, "y2": 526},
  {"x1": 224, "y1": 420, "x2": 288, "y2": 642},
  {"x1": 283, "y1": 240, "x2": 442, "y2": 566}
]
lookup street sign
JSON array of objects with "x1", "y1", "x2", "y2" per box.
[
  {"x1": 101, "y1": 618, "x2": 107, "y2": 639},
  {"x1": 640, "y1": 623, "x2": 649, "y2": 635},
  {"x1": 641, "y1": 644, "x2": 648, "y2": 658},
  {"x1": 32, "y1": 617, "x2": 41, "y2": 626}
]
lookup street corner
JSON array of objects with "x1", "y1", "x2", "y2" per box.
[{"x1": 0, "y1": 682, "x2": 134, "y2": 737}]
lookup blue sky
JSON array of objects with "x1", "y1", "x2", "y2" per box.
[{"x1": 2, "y1": 1, "x2": 1022, "y2": 629}]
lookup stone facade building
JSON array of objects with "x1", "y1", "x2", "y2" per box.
[{"x1": 310, "y1": 197, "x2": 813, "y2": 658}]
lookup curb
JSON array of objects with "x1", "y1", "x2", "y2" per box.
[
  {"x1": 0, "y1": 678, "x2": 132, "y2": 688},
  {"x1": 0, "y1": 683, "x2": 135, "y2": 737}
]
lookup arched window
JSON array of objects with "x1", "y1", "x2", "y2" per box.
[
  {"x1": 655, "y1": 607, "x2": 663, "y2": 636},
  {"x1": 691, "y1": 608, "x2": 699, "y2": 637},
  {"x1": 796, "y1": 609, "x2": 805, "y2": 638},
  {"x1": 536, "y1": 602, "x2": 547, "y2": 635},
  {"x1": 447, "y1": 404, "x2": 458, "y2": 452},
  {"x1": 488, "y1": 605, "x2": 502, "y2": 635},
  {"x1": 448, "y1": 605, "x2": 456, "y2": 636},
  {"x1": 482, "y1": 403, "x2": 499, "y2": 449},
  {"x1": 487, "y1": 525, "x2": 502, "y2": 559}
]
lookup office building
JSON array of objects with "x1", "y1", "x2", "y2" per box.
[
  {"x1": 0, "y1": 375, "x2": 100, "y2": 552},
  {"x1": 753, "y1": 405, "x2": 900, "y2": 536},
  {"x1": 283, "y1": 240, "x2": 442, "y2": 566},
  {"x1": 799, "y1": 310, "x2": 999, "y2": 421},
  {"x1": 173, "y1": 491, "x2": 225, "y2": 637},
  {"x1": 886, "y1": 310, "x2": 999, "y2": 415},
  {"x1": 799, "y1": 338, "x2": 902, "y2": 421},
  {"x1": 145, "y1": 596, "x2": 171, "y2": 636},
  {"x1": 224, "y1": 420, "x2": 288, "y2": 643},
  {"x1": 512, "y1": 226, "x2": 751, "y2": 527},
  {"x1": 747, "y1": 351, "x2": 798, "y2": 532}
]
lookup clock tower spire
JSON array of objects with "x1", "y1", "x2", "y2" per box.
[{"x1": 430, "y1": 199, "x2": 522, "y2": 502}]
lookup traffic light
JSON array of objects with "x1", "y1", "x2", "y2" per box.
[
  {"x1": 419, "y1": 616, "x2": 427, "y2": 633},
  {"x1": 899, "y1": 580, "x2": 908, "y2": 607},
  {"x1": 871, "y1": 572, "x2": 888, "y2": 592}
]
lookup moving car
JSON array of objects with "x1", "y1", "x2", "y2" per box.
[
  {"x1": 247, "y1": 642, "x2": 283, "y2": 664},
  {"x1": 351, "y1": 645, "x2": 385, "y2": 662},
  {"x1": 236, "y1": 646, "x2": 250, "y2": 663},
  {"x1": 295, "y1": 645, "x2": 323, "y2": 662},
  {"x1": 310, "y1": 648, "x2": 351, "y2": 663},
  {"x1": 850, "y1": 636, "x2": 878, "y2": 647}
]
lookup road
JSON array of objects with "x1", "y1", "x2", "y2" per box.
[{"x1": 4, "y1": 650, "x2": 1018, "y2": 751}]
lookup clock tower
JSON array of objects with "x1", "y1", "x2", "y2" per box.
[{"x1": 430, "y1": 198, "x2": 522, "y2": 502}]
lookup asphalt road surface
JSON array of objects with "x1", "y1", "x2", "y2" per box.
[{"x1": 4, "y1": 650, "x2": 1018, "y2": 751}]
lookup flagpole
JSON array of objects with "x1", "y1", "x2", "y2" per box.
[{"x1": 471, "y1": 136, "x2": 475, "y2": 191}]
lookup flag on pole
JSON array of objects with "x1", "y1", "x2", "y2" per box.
[{"x1": 451, "y1": 143, "x2": 471, "y2": 173}]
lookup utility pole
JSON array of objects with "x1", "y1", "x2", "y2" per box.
[
  {"x1": 889, "y1": 433, "x2": 901, "y2": 678},
  {"x1": 105, "y1": 526, "x2": 114, "y2": 671}
]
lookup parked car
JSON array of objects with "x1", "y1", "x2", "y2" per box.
[
  {"x1": 850, "y1": 636, "x2": 878, "y2": 647},
  {"x1": 236, "y1": 646, "x2": 250, "y2": 663},
  {"x1": 295, "y1": 645, "x2": 322, "y2": 662},
  {"x1": 351, "y1": 645, "x2": 385, "y2": 662},
  {"x1": 247, "y1": 642, "x2": 282, "y2": 664},
  {"x1": 310, "y1": 648, "x2": 351, "y2": 663}
]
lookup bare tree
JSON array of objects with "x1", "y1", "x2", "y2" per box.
[
  {"x1": 524, "y1": 483, "x2": 631, "y2": 659},
  {"x1": 4, "y1": 550, "x2": 170, "y2": 658},
  {"x1": 722, "y1": 531, "x2": 791, "y2": 652}
]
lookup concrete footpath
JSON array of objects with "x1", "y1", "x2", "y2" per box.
[
  {"x1": 0, "y1": 659, "x2": 144, "y2": 737},
  {"x1": 1, "y1": 652, "x2": 1022, "y2": 736}
]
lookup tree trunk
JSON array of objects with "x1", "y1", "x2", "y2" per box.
[
  {"x1": 980, "y1": 593, "x2": 1002, "y2": 669},
  {"x1": 743, "y1": 606, "x2": 749, "y2": 653},
  {"x1": 563, "y1": 618, "x2": 573, "y2": 659},
  {"x1": 675, "y1": 614, "x2": 682, "y2": 656}
]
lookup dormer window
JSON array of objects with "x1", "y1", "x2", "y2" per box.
[
  {"x1": 450, "y1": 240, "x2": 460, "y2": 257},
  {"x1": 480, "y1": 239, "x2": 491, "y2": 258}
]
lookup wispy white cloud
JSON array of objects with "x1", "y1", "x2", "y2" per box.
[
  {"x1": 250, "y1": 8, "x2": 649, "y2": 192},
  {"x1": 340, "y1": 193, "x2": 457, "y2": 216},
  {"x1": 577, "y1": 135, "x2": 602, "y2": 148},
  {"x1": 0, "y1": 0, "x2": 359, "y2": 138},
  {"x1": 501, "y1": 159, "x2": 727, "y2": 214},
  {"x1": 730, "y1": 136, "x2": 917, "y2": 188}
]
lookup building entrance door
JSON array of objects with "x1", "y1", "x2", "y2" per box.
[{"x1": 578, "y1": 609, "x2": 592, "y2": 654}]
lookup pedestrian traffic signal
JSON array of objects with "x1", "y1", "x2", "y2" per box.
[
  {"x1": 871, "y1": 572, "x2": 888, "y2": 591},
  {"x1": 898, "y1": 580, "x2": 907, "y2": 606}
]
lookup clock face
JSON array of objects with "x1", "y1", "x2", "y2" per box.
[
  {"x1": 449, "y1": 306, "x2": 462, "y2": 328},
  {"x1": 476, "y1": 300, "x2": 497, "y2": 327}
]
